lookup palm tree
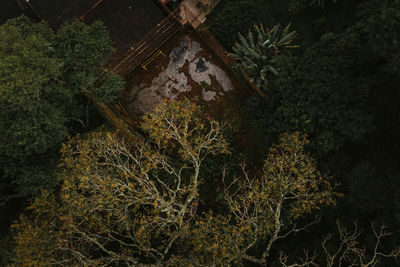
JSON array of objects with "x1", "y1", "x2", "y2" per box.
[{"x1": 232, "y1": 23, "x2": 296, "y2": 91}]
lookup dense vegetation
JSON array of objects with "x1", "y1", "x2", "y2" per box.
[
  {"x1": 0, "y1": 16, "x2": 123, "y2": 263},
  {"x1": 1, "y1": 0, "x2": 399, "y2": 265},
  {"x1": 210, "y1": 0, "x2": 400, "y2": 264}
]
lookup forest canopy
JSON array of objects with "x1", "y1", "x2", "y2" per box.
[
  {"x1": 0, "y1": 15, "x2": 123, "y2": 263},
  {"x1": 0, "y1": 16, "x2": 123, "y2": 196},
  {"x1": 1, "y1": 0, "x2": 400, "y2": 265}
]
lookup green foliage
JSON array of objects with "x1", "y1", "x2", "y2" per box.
[
  {"x1": 55, "y1": 21, "x2": 113, "y2": 93},
  {"x1": 12, "y1": 100, "x2": 230, "y2": 265},
  {"x1": 5, "y1": 156, "x2": 59, "y2": 196},
  {"x1": 235, "y1": 2, "x2": 400, "y2": 259},
  {"x1": 355, "y1": 0, "x2": 400, "y2": 73},
  {"x1": 208, "y1": 0, "x2": 290, "y2": 50},
  {"x1": 0, "y1": 17, "x2": 67, "y2": 158},
  {"x1": 242, "y1": 0, "x2": 400, "y2": 156},
  {"x1": 12, "y1": 127, "x2": 337, "y2": 266},
  {"x1": 0, "y1": 104, "x2": 68, "y2": 157},
  {"x1": 0, "y1": 18, "x2": 61, "y2": 110},
  {"x1": 171, "y1": 133, "x2": 337, "y2": 266},
  {"x1": 4, "y1": 0, "x2": 400, "y2": 265},
  {"x1": 289, "y1": 0, "x2": 340, "y2": 13},
  {"x1": 311, "y1": 0, "x2": 339, "y2": 9},
  {"x1": 94, "y1": 74, "x2": 125, "y2": 104},
  {"x1": 232, "y1": 23, "x2": 296, "y2": 90},
  {"x1": 244, "y1": 27, "x2": 374, "y2": 154},
  {"x1": 347, "y1": 160, "x2": 400, "y2": 223},
  {"x1": 209, "y1": 0, "x2": 358, "y2": 50},
  {"x1": 0, "y1": 16, "x2": 121, "y2": 196}
]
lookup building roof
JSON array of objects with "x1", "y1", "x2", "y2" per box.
[
  {"x1": 28, "y1": 0, "x2": 166, "y2": 65},
  {"x1": 0, "y1": 0, "x2": 23, "y2": 24},
  {"x1": 82, "y1": 0, "x2": 165, "y2": 56},
  {"x1": 29, "y1": 0, "x2": 99, "y2": 28}
]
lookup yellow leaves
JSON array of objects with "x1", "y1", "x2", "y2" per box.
[
  {"x1": 140, "y1": 98, "x2": 228, "y2": 157},
  {"x1": 210, "y1": 242, "x2": 218, "y2": 250},
  {"x1": 220, "y1": 247, "x2": 227, "y2": 256},
  {"x1": 10, "y1": 223, "x2": 19, "y2": 229},
  {"x1": 194, "y1": 244, "x2": 203, "y2": 252}
]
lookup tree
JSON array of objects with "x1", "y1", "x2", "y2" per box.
[
  {"x1": 279, "y1": 221, "x2": 400, "y2": 266},
  {"x1": 321, "y1": 222, "x2": 400, "y2": 267},
  {"x1": 289, "y1": 0, "x2": 340, "y2": 14},
  {"x1": 243, "y1": 26, "x2": 374, "y2": 154},
  {"x1": 355, "y1": 0, "x2": 400, "y2": 74},
  {"x1": 207, "y1": 0, "x2": 293, "y2": 50},
  {"x1": 12, "y1": 99, "x2": 229, "y2": 266},
  {"x1": 347, "y1": 161, "x2": 400, "y2": 221},
  {"x1": 0, "y1": 16, "x2": 123, "y2": 196},
  {"x1": 95, "y1": 74, "x2": 125, "y2": 104},
  {"x1": 232, "y1": 23, "x2": 296, "y2": 91},
  {"x1": 182, "y1": 132, "x2": 337, "y2": 266},
  {"x1": 12, "y1": 100, "x2": 337, "y2": 266},
  {"x1": 0, "y1": 16, "x2": 65, "y2": 158},
  {"x1": 14, "y1": 100, "x2": 397, "y2": 266},
  {"x1": 54, "y1": 20, "x2": 115, "y2": 95}
]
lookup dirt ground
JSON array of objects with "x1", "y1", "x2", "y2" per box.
[
  {"x1": 124, "y1": 28, "x2": 246, "y2": 119},
  {"x1": 123, "y1": 27, "x2": 258, "y2": 171}
]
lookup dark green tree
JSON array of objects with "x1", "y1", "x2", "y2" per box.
[
  {"x1": 0, "y1": 15, "x2": 124, "y2": 264},
  {"x1": 289, "y1": 0, "x2": 340, "y2": 14},
  {"x1": 208, "y1": 0, "x2": 291, "y2": 50},
  {"x1": 243, "y1": 27, "x2": 374, "y2": 154},
  {"x1": 0, "y1": 15, "x2": 123, "y2": 197},
  {"x1": 232, "y1": 23, "x2": 296, "y2": 91},
  {"x1": 355, "y1": 0, "x2": 400, "y2": 73}
]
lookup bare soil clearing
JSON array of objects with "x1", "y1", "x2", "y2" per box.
[{"x1": 124, "y1": 28, "x2": 238, "y2": 116}]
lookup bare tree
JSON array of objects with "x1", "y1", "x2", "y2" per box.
[
  {"x1": 280, "y1": 221, "x2": 400, "y2": 267},
  {"x1": 279, "y1": 250, "x2": 319, "y2": 267},
  {"x1": 322, "y1": 222, "x2": 400, "y2": 267},
  {"x1": 183, "y1": 132, "x2": 337, "y2": 266},
  {"x1": 13, "y1": 99, "x2": 228, "y2": 266},
  {"x1": 13, "y1": 101, "x2": 397, "y2": 267}
]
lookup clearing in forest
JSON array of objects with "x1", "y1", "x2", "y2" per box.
[{"x1": 124, "y1": 28, "x2": 244, "y2": 117}]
